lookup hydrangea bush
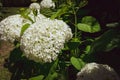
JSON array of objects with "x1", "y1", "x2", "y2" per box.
[{"x1": 0, "y1": 0, "x2": 120, "y2": 80}]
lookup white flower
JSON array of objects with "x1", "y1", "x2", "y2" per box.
[
  {"x1": 28, "y1": 3, "x2": 46, "y2": 22},
  {"x1": 0, "y1": 3, "x2": 46, "y2": 43},
  {"x1": 29, "y1": 3, "x2": 41, "y2": 11},
  {"x1": 0, "y1": 14, "x2": 31, "y2": 43},
  {"x1": 20, "y1": 18, "x2": 72, "y2": 63},
  {"x1": 77, "y1": 63, "x2": 120, "y2": 80},
  {"x1": 40, "y1": 0, "x2": 55, "y2": 9},
  {"x1": 28, "y1": 11, "x2": 46, "y2": 22}
]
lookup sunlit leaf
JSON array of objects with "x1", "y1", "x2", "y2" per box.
[
  {"x1": 20, "y1": 23, "x2": 30, "y2": 36},
  {"x1": 84, "y1": 45, "x2": 91, "y2": 54},
  {"x1": 50, "y1": 5, "x2": 69, "y2": 19},
  {"x1": 20, "y1": 8, "x2": 30, "y2": 18},
  {"x1": 20, "y1": 8, "x2": 34, "y2": 23},
  {"x1": 77, "y1": 23, "x2": 91, "y2": 32},
  {"x1": 77, "y1": 16, "x2": 101, "y2": 33},
  {"x1": 70, "y1": 57, "x2": 85, "y2": 70}
]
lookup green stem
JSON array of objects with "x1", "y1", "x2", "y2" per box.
[
  {"x1": 74, "y1": 12, "x2": 77, "y2": 38},
  {"x1": 73, "y1": 8, "x2": 79, "y2": 57},
  {"x1": 72, "y1": 6, "x2": 78, "y2": 38}
]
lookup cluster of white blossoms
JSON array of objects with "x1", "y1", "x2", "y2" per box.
[
  {"x1": 29, "y1": 2, "x2": 41, "y2": 11},
  {"x1": 20, "y1": 18, "x2": 73, "y2": 63},
  {"x1": 77, "y1": 63, "x2": 120, "y2": 80},
  {"x1": 0, "y1": 14, "x2": 31, "y2": 42},
  {"x1": 0, "y1": 2, "x2": 73, "y2": 63},
  {"x1": 0, "y1": 3, "x2": 46, "y2": 43},
  {"x1": 28, "y1": 3, "x2": 46, "y2": 22},
  {"x1": 40, "y1": 0, "x2": 55, "y2": 9}
]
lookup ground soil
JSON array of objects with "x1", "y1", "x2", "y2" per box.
[{"x1": 0, "y1": 41, "x2": 14, "y2": 80}]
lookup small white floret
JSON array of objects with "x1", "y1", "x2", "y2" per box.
[{"x1": 40, "y1": 0, "x2": 55, "y2": 9}]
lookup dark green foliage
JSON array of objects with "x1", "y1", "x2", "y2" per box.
[
  {"x1": 4, "y1": 47, "x2": 58, "y2": 80},
  {"x1": 67, "y1": 38, "x2": 80, "y2": 50},
  {"x1": 90, "y1": 29, "x2": 120, "y2": 53}
]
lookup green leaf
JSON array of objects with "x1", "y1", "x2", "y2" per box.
[
  {"x1": 67, "y1": 38, "x2": 80, "y2": 50},
  {"x1": 80, "y1": 45, "x2": 93, "y2": 62},
  {"x1": 84, "y1": 45, "x2": 91, "y2": 54},
  {"x1": 41, "y1": 8, "x2": 56, "y2": 17},
  {"x1": 20, "y1": 8, "x2": 34, "y2": 23},
  {"x1": 81, "y1": 29, "x2": 120, "y2": 62},
  {"x1": 49, "y1": 59, "x2": 58, "y2": 74},
  {"x1": 44, "y1": 72, "x2": 58, "y2": 80},
  {"x1": 29, "y1": 75, "x2": 44, "y2": 80},
  {"x1": 90, "y1": 29, "x2": 120, "y2": 53},
  {"x1": 70, "y1": 57, "x2": 85, "y2": 70},
  {"x1": 50, "y1": 5, "x2": 69, "y2": 19},
  {"x1": 20, "y1": 8, "x2": 30, "y2": 18},
  {"x1": 77, "y1": 23, "x2": 91, "y2": 32},
  {"x1": 20, "y1": 23, "x2": 30, "y2": 36},
  {"x1": 77, "y1": 16, "x2": 101, "y2": 33},
  {"x1": 44, "y1": 59, "x2": 59, "y2": 80},
  {"x1": 78, "y1": 0, "x2": 88, "y2": 8}
]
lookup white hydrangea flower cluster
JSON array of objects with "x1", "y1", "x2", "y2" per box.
[
  {"x1": 0, "y1": 3, "x2": 46, "y2": 43},
  {"x1": 77, "y1": 63, "x2": 120, "y2": 80},
  {"x1": 20, "y1": 18, "x2": 73, "y2": 63},
  {"x1": 40, "y1": 0, "x2": 55, "y2": 9},
  {"x1": 0, "y1": 2, "x2": 73, "y2": 63},
  {"x1": 0, "y1": 14, "x2": 31, "y2": 42}
]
